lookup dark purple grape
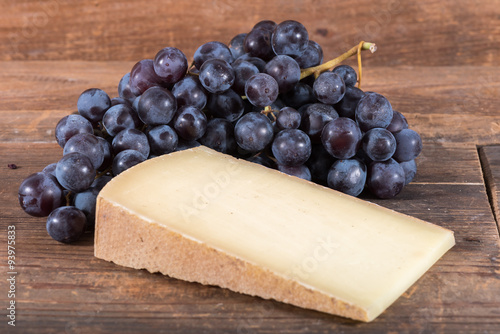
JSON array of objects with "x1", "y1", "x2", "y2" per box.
[
  {"x1": 321, "y1": 117, "x2": 362, "y2": 159},
  {"x1": 147, "y1": 124, "x2": 178, "y2": 155},
  {"x1": 232, "y1": 60, "x2": 260, "y2": 96},
  {"x1": 393, "y1": 129, "x2": 423, "y2": 162},
  {"x1": 199, "y1": 59, "x2": 235, "y2": 94},
  {"x1": 110, "y1": 97, "x2": 132, "y2": 107},
  {"x1": 153, "y1": 47, "x2": 188, "y2": 84},
  {"x1": 175, "y1": 139, "x2": 201, "y2": 152},
  {"x1": 386, "y1": 110, "x2": 409, "y2": 134},
  {"x1": 112, "y1": 149, "x2": 147, "y2": 175},
  {"x1": 265, "y1": 55, "x2": 301, "y2": 93},
  {"x1": 277, "y1": 164, "x2": 311, "y2": 181},
  {"x1": 118, "y1": 72, "x2": 139, "y2": 103},
  {"x1": 243, "y1": 28, "x2": 274, "y2": 61},
  {"x1": 55, "y1": 114, "x2": 94, "y2": 148},
  {"x1": 248, "y1": 154, "x2": 277, "y2": 169},
  {"x1": 228, "y1": 33, "x2": 247, "y2": 59},
  {"x1": 193, "y1": 41, "x2": 234, "y2": 69},
  {"x1": 74, "y1": 187, "x2": 100, "y2": 229},
  {"x1": 137, "y1": 86, "x2": 177, "y2": 126},
  {"x1": 355, "y1": 92, "x2": 393, "y2": 132},
  {"x1": 271, "y1": 20, "x2": 309, "y2": 57},
  {"x1": 294, "y1": 40, "x2": 323, "y2": 68},
  {"x1": 173, "y1": 106, "x2": 207, "y2": 141},
  {"x1": 91, "y1": 175, "x2": 112, "y2": 191},
  {"x1": 272, "y1": 129, "x2": 311, "y2": 166},
  {"x1": 97, "y1": 137, "x2": 113, "y2": 171},
  {"x1": 199, "y1": 118, "x2": 237, "y2": 154},
  {"x1": 18, "y1": 172, "x2": 64, "y2": 217},
  {"x1": 367, "y1": 159, "x2": 406, "y2": 199},
  {"x1": 234, "y1": 112, "x2": 274, "y2": 152},
  {"x1": 63, "y1": 133, "x2": 104, "y2": 170},
  {"x1": 400, "y1": 159, "x2": 417, "y2": 185},
  {"x1": 245, "y1": 73, "x2": 279, "y2": 108},
  {"x1": 327, "y1": 159, "x2": 367, "y2": 197},
  {"x1": 281, "y1": 82, "x2": 316, "y2": 109},
  {"x1": 306, "y1": 144, "x2": 336, "y2": 186},
  {"x1": 77, "y1": 88, "x2": 111, "y2": 123},
  {"x1": 276, "y1": 107, "x2": 301, "y2": 130},
  {"x1": 102, "y1": 104, "x2": 137, "y2": 136},
  {"x1": 46, "y1": 206, "x2": 87, "y2": 243},
  {"x1": 313, "y1": 72, "x2": 346, "y2": 105},
  {"x1": 172, "y1": 76, "x2": 207, "y2": 110},
  {"x1": 206, "y1": 89, "x2": 245, "y2": 122},
  {"x1": 361, "y1": 128, "x2": 397, "y2": 162},
  {"x1": 334, "y1": 86, "x2": 364, "y2": 119},
  {"x1": 112, "y1": 128, "x2": 150, "y2": 158},
  {"x1": 42, "y1": 163, "x2": 58, "y2": 177},
  {"x1": 300, "y1": 103, "x2": 339, "y2": 142},
  {"x1": 332, "y1": 65, "x2": 357, "y2": 87},
  {"x1": 253, "y1": 20, "x2": 277, "y2": 32},
  {"x1": 235, "y1": 54, "x2": 267, "y2": 72},
  {"x1": 56, "y1": 152, "x2": 96, "y2": 193},
  {"x1": 129, "y1": 59, "x2": 163, "y2": 95}
]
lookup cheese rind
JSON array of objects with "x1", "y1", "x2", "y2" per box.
[{"x1": 95, "y1": 146, "x2": 455, "y2": 322}]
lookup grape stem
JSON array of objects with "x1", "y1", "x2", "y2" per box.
[{"x1": 300, "y1": 41, "x2": 377, "y2": 88}]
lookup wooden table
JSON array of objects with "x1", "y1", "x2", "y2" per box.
[{"x1": 1, "y1": 1, "x2": 500, "y2": 333}]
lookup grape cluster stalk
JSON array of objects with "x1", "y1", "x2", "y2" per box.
[{"x1": 18, "y1": 20, "x2": 422, "y2": 243}]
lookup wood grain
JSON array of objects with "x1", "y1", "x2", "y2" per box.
[
  {"x1": 2, "y1": 0, "x2": 499, "y2": 66},
  {"x1": 479, "y1": 146, "x2": 500, "y2": 230}
]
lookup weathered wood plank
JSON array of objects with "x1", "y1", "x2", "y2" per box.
[
  {"x1": 479, "y1": 145, "x2": 500, "y2": 230},
  {"x1": 2, "y1": 0, "x2": 499, "y2": 67},
  {"x1": 1, "y1": 142, "x2": 499, "y2": 333},
  {"x1": 1, "y1": 63, "x2": 499, "y2": 146}
]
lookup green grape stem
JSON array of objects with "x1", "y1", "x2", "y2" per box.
[{"x1": 300, "y1": 41, "x2": 377, "y2": 85}]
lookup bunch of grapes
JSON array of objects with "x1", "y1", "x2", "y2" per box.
[{"x1": 18, "y1": 20, "x2": 422, "y2": 243}]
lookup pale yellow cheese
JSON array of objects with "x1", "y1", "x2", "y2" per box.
[{"x1": 95, "y1": 146, "x2": 455, "y2": 322}]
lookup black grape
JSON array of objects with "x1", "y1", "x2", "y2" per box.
[
  {"x1": 55, "y1": 114, "x2": 94, "y2": 148},
  {"x1": 193, "y1": 41, "x2": 234, "y2": 69},
  {"x1": 367, "y1": 159, "x2": 406, "y2": 199},
  {"x1": 102, "y1": 103, "x2": 137, "y2": 136},
  {"x1": 147, "y1": 124, "x2": 178, "y2": 155},
  {"x1": 199, "y1": 59, "x2": 235, "y2": 94},
  {"x1": 334, "y1": 86, "x2": 364, "y2": 119},
  {"x1": 228, "y1": 33, "x2": 248, "y2": 59},
  {"x1": 277, "y1": 164, "x2": 312, "y2": 181},
  {"x1": 276, "y1": 107, "x2": 301, "y2": 130},
  {"x1": 112, "y1": 128, "x2": 150, "y2": 158},
  {"x1": 300, "y1": 103, "x2": 339, "y2": 143},
  {"x1": 112, "y1": 149, "x2": 147, "y2": 175},
  {"x1": 63, "y1": 133, "x2": 104, "y2": 170},
  {"x1": 18, "y1": 172, "x2": 64, "y2": 217},
  {"x1": 271, "y1": 20, "x2": 309, "y2": 57},
  {"x1": 245, "y1": 73, "x2": 279, "y2": 108},
  {"x1": 137, "y1": 86, "x2": 177, "y2": 126},
  {"x1": 172, "y1": 76, "x2": 207, "y2": 110},
  {"x1": 313, "y1": 72, "x2": 346, "y2": 105},
  {"x1": 272, "y1": 129, "x2": 311, "y2": 166},
  {"x1": 56, "y1": 152, "x2": 96, "y2": 193},
  {"x1": 332, "y1": 65, "x2": 357, "y2": 87},
  {"x1": 321, "y1": 117, "x2": 362, "y2": 159},
  {"x1": 153, "y1": 47, "x2": 188, "y2": 85},
  {"x1": 129, "y1": 59, "x2": 163, "y2": 95},
  {"x1": 173, "y1": 106, "x2": 208, "y2": 141},
  {"x1": 206, "y1": 89, "x2": 245, "y2": 122},
  {"x1": 265, "y1": 55, "x2": 301, "y2": 93},
  {"x1": 46, "y1": 206, "x2": 87, "y2": 243},
  {"x1": 243, "y1": 28, "x2": 274, "y2": 61},
  {"x1": 199, "y1": 118, "x2": 237, "y2": 154},
  {"x1": 393, "y1": 129, "x2": 423, "y2": 162},
  {"x1": 361, "y1": 128, "x2": 397, "y2": 161},
  {"x1": 294, "y1": 40, "x2": 323, "y2": 68},
  {"x1": 232, "y1": 60, "x2": 260, "y2": 96},
  {"x1": 400, "y1": 159, "x2": 417, "y2": 185},
  {"x1": 387, "y1": 110, "x2": 409, "y2": 134},
  {"x1": 77, "y1": 88, "x2": 111, "y2": 123},
  {"x1": 234, "y1": 112, "x2": 274, "y2": 152},
  {"x1": 355, "y1": 92, "x2": 393, "y2": 132},
  {"x1": 327, "y1": 158, "x2": 367, "y2": 197}
]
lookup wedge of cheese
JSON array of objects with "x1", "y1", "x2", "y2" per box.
[{"x1": 95, "y1": 146, "x2": 454, "y2": 322}]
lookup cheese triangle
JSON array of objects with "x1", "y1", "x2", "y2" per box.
[{"x1": 95, "y1": 146, "x2": 454, "y2": 321}]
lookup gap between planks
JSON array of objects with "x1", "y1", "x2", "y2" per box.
[{"x1": 478, "y1": 145, "x2": 500, "y2": 237}]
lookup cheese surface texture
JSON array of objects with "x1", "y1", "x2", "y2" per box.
[{"x1": 95, "y1": 146, "x2": 455, "y2": 322}]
